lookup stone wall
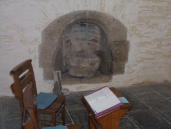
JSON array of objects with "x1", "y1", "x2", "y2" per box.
[{"x1": 0, "y1": 0, "x2": 171, "y2": 96}]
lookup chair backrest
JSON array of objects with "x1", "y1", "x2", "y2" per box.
[
  {"x1": 22, "y1": 84, "x2": 40, "y2": 129},
  {"x1": 10, "y1": 59, "x2": 38, "y2": 120}
]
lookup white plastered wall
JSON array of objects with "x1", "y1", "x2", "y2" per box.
[{"x1": 0, "y1": 0, "x2": 171, "y2": 96}]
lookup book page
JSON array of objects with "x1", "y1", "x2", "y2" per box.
[{"x1": 84, "y1": 87, "x2": 121, "y2": 114}]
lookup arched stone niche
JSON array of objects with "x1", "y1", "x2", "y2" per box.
[{"x1": 39, "y1": 10, "x2": 129, "y2": 82}]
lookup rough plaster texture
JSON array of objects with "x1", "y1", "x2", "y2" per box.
[{"x1": 0, "y1": 0, "x2": 171, "y2": 96}]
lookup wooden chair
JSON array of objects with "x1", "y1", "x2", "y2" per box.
[
  {"x1": 10, "y1": 59, "x2": 65, "y2": 126},
  {"x1": 22, "y1": 83, "x2": 81, "y2": 129}
]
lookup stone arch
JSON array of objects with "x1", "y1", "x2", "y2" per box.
[{"x1": 39, "y1": 10, "x2": 129, "y2": 80}]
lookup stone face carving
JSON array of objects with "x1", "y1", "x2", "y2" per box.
[{"x1": 62, "y1": 22, "x2": 101, "y2": 77}]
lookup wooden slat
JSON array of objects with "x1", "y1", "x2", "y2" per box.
[{"x1": 10, "y1": 59, "x2": 32, "y2": 76}]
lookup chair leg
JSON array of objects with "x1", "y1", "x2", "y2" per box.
[
  {"x1": 62, "y1": 104, "x2": 66, "y2": 125},
  {"x1": 52, "y1": 113, "x2": 57, "y2": 126}
]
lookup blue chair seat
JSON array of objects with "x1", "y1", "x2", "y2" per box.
[{"x1": 36, "y1": 92, "x2": 57, "y2": 109}]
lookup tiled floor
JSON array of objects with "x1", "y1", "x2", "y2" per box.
[{"x1": 0, "y1": 82, "x2": 171, "y2": 129}]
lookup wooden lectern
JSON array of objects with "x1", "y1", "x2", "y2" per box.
[{"x1": 82, "y1": 87, "x2": 131, "y2": 129}]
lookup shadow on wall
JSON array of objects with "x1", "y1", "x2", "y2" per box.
[{"x1": 39, "y1": 10, "x2": 129, "y2": 82}]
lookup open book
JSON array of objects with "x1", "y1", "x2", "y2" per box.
[{"x1": 84, "y1": 87, "x2": 123, "y2": 117}]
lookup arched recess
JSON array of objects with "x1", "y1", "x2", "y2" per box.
[{"x1": 39, "y1": 10, "x2": 129, "y2": 80}]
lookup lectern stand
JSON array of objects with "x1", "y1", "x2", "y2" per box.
[{"x1": 82, "y1": 87, "x2": 131, "y2": 129}]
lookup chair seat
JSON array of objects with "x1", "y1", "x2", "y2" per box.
[
  {"x1": 43, "y1": 125, "x2": 81, "y2": 129},
  {"x1": 36, "y1": 92, "x2": 58, "y2": 109},
  {"x1": 38, "y1": 96, "x2": 65, "y2": 113}
]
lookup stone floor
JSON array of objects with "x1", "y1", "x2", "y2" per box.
[{"x1": 0, "y1": 82, "x2": 171, "y2": 129}]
